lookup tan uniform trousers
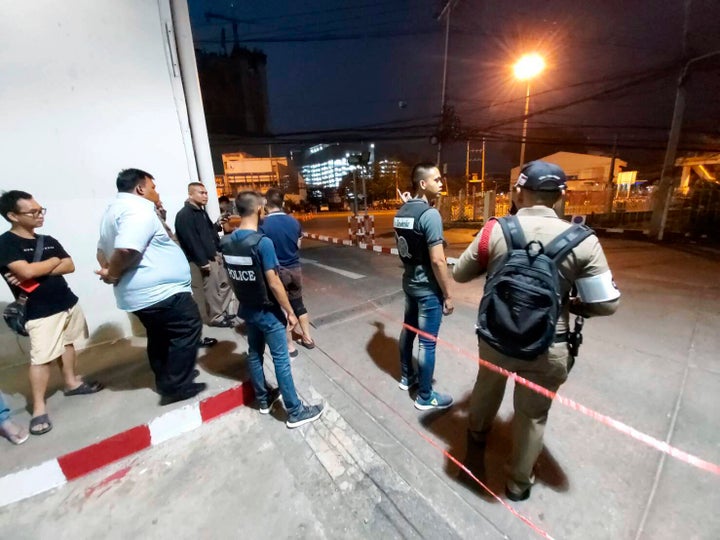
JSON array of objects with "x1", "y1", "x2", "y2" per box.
[
  {"x1": 189, "y1": 253, "x2": 237, "y2": 326},
  {"x1": 468, "y1": 339, "x2": 570, "y2": 494}
]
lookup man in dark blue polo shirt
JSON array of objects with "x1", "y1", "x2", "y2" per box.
[{"x1": 260, "y1": 189, "x2": 315, "y2": 356}]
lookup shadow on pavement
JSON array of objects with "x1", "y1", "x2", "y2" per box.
[
  {"x1": 419, "y1": 392, "x2": 569, "y2": 502},
  {"x1": 198, "y1": 340, "x2": 248, "y2": 382},
  {"x1": 366, "y1": 321, "x2": 400, "y2": 381}
]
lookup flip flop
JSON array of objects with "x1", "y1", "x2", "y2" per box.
[
  {"x1": 300, "y1": 338, "x2": 316, "y2": 350},
  {"x1": 63, "y1": 380, "x2": 104, "y2": 396},
  {"x1": 0, "y1": 420, "x2": 30, "y2": 445},
  {"x1": 29, "y1": 414, "x2": 52, "y2": 436}
]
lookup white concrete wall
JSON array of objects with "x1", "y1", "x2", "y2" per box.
[{"x1": 0, "y1": 1, "x2": 203, "y2": 367}]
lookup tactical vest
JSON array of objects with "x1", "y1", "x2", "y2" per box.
[
  {"x1": 220, "y1": 232, "x2": 274, "y2": 308},
  {"x1": 393, "y1": 199, "x2": 432, "y2": 266}
]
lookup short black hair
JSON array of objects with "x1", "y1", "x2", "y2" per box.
[
  {"x1": 187, "y1": 181, "x2": 204, "y2": 191},
  {"x1": 410, "y1": 162, "x2": 438, "y2": 191},
  {"x1": 520, "y1": 187, "x2": 563, "y2": 206},
  {"x1": 218, "y1": 196, "x2": 230, "y2": 204},
  {"x1": 264, "y1": 188, "x2": 283, "y2": 210},
  {"x1": 117, "y1": 168, "x2": 153, "y2": 193},
  {"x1": 235, "y1": 191, "x2": 263, "y2": 217},
  {"x1": 0, "y1": 190, "x2": 33, "y2": 222}
]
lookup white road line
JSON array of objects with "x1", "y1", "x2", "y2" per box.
[{"x1": 300, "y1": 258, "x2": 365, "y2": 280}]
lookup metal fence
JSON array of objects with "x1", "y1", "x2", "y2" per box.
[{"x1": 437, "y1": 183, "x2": 720, "y2": 239}]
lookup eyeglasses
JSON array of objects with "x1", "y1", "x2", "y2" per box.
[{"x1": 17, "y1": 207, "x2": 47, "y2": 217}]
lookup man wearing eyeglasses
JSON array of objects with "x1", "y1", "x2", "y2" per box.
[
  {"x1": 393, "y1": 162, "x2": 455, "y2": 411},
  {"x1": 0, "y1": 190, "x2": 103, "y2": 437}
]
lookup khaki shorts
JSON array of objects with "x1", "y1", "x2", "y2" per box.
[{"x1": 25, "y1": 304, "x2": 89, "y2": 365}]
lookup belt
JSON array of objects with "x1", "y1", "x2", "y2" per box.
[{"x1": 554, "y1": 332, "x2": 569, "y2": 343}]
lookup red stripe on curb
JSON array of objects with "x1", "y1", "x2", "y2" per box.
[
  {"x1": 200, "y1": 383, "x2": 255, "y2": 422},
  {"x1": 57, "y1": 425, "x2": 152, "y2": 481}
]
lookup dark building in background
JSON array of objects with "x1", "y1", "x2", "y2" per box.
[{"x1": 196, "y1": 46, "x2": 270, "y2": 135}]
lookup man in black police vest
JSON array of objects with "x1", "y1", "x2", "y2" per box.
[
  {"x1": 393, "y1": 162, "x2": 455, "y2": 410},
  {"x1": 220, "y1": 191, "x2": 324, "y2": 428}
]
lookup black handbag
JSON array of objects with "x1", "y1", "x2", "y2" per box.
[{"x1": 3, "y1": 235, "x2": 44, "y2": 336}]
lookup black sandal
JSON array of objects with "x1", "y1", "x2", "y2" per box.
[
  {"x1": 63, "y1": 380, "x2": 104, "y2": 396},
  {"x1": 29, "y1": 414, "x2": 52, "y2": 436}
]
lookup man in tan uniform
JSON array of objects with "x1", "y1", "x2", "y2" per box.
[{"x1": 453, "y1": 161, "x2": 620, "y2": 501}]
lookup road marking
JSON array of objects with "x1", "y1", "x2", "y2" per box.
[{"x1": 300, "y1": 258, "x2": 365, "y2": 280}]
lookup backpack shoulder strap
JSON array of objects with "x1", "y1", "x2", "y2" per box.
[
  {"x1": 33, "y1": 235, "x2": 44, "y2": 263},
  {"x1": 476, "y1": 218, "x2": 498, "y2": 269},
  {"x1": 544, "y1": 224, "x2": 595, "y2": 263},
  {"x1": 497, "y1": 215, "x2": 527, "y2": 250}
]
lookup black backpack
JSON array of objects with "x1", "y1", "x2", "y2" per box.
[{"x1": 476, "y1": 215, "x2": 594, "y2": 360}]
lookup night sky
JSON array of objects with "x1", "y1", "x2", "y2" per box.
[{"x1": 187, "y1": 0, "x2": 720, "y2": 176}]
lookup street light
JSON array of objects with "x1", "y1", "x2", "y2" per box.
[{"x1": 514, "y1": 53, "x2": 545, "y2": 167}]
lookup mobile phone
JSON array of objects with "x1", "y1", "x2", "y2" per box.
[{"x1": 18, "y1": 279, "x2": 40, "y2": 293}]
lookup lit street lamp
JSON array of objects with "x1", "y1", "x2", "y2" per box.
[{"x1": 514, "y1": 53, "x2": 545, "y2": 167}]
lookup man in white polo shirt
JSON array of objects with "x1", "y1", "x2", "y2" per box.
[{"x1": 96, "y1": 168, "x2": 205, "y2": 405}]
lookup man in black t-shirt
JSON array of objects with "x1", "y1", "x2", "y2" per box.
[{"x1": 0, "y1": 190, "x2": 102, "y2": 436}]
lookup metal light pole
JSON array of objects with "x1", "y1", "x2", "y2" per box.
[
  {"x1": 513, "y1": 53, "x2": 545, "y2": 168},
  {"x1": 519, "y1": 81, "x2": 531, "y2": 167}
]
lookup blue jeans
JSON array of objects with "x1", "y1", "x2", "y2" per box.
[
  {"x1": 243, "y1": 306, "x2": 302, "y2": 415},
  {"x1": 0, "y1": 393, "x2": 10, "y2": 424},
  {"x1": 399, "y1": 293, "x2": 443, "y2": 400}
]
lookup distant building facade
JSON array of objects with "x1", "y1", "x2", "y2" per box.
[
  {"x1": 220, "y1": 152, "x2": 289, "y2": 195},
  {"x1": 196, "y1": 47, "x2": 270, "y2": 135},
  {"x1": 510, "y1": 151, "x2": 628, "y2": 192},
  {"x1": 299, "y1": 143, "x2": 375, "y2": 188}
]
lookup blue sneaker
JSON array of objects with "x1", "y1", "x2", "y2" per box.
[
  {"x1": 398, "y1": 374, "x2": 418, "y2": 390},
  {"x1": 258, "y1": 388, "x2": 282, "y2": 414},
  {"x1": 414, "y1": 391, "x2": 453, "y2": 411},
  {"x1": 286, "y1": 402, "x2": 325, "y2": 428}
]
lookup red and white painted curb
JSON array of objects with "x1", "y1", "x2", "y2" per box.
[
  {"x1": 303, "y1": 232, "x2": 398, "y2": 256},
  {"x1": 0, "y1": 383, "x2": 254, "y2": 508},
  {"x1": 303, "y1": 232, "x2": 463, "y2": 266}
]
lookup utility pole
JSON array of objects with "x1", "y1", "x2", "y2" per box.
[
  {"x1": 605, "y1": 134, "x2": 618, "y2": 213},
  {"x1": 352, "y1": 168, "x2": 358, "y2": 216},
  {"x1": 436, "y1": 0, "x2": 459, "y2": 168},
  {"x1": 649, "y1": 10, "x2": 720, "y2": 239},
  {"x1": 481, "y1": 137, "x2": 486, "y2": 193},
  {"x1": 465, "y1": 140, "x2": 470, "y2": 196}
]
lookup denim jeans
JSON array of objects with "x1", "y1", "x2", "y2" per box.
[
  {"x1": 399, "y1": 292, "x2": 443, "y2": 400},
  {"x1": 242, "y1": 306, "x2": 302, "y2": 415},
  {"x1": 0, "y1": 393, "x2": 9, "y2": 423}
]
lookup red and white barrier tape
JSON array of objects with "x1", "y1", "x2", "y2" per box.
[
  {"x1": 303, "y1": 230, "x2": 720, "y2": 476},
  {"x1": 400, "y1": 322, "x2": 720, "y2": 477}
]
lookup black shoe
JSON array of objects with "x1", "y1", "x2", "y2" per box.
[
  {"x1": 209, "y1": 319, "x2": 234, "y2": 328},
  {"x1": 258, "y1": 387, "x2": 282, "y2": 414},
  {"x1": 505, "y1": 485, "x2": 531, "y2": 502},
  {"x1": 160, "y1": 382, "x2": 207, "y2": 406},
  {"x1": 200, "y1": 337, "x2": 218, "y2": 347}
]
